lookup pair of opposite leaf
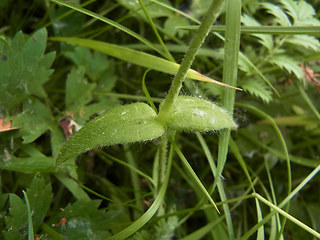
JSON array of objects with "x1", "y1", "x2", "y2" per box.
[{"x1": 57, "y1": 96, "x2": 237, "y2": 166}]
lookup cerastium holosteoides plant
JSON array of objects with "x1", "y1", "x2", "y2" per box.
[
  {"x1": 2, "y1": 0, "x2": 320, "y2": 239},
  {"x1": 56, "y1": 1, "x2": 237, "y2": 237}
]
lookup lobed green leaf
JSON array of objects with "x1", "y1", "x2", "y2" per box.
[{"x1": 0, "y1": 28, "x2": 55, "y2": 115}]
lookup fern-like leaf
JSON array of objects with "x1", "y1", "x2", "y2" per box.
[
  {"x1": 286, "y1": 35, "x2": 320, "y2": 51},
  {"x1": 280, "y1": 0, "x2": 320, "y2": 25},
  {"x1": 261, "y1": 2, "x2": 291, "y2": 26},
  {"x1": 241, "y1": 79, "x2": 273, "y2": 103},
  {"x1": 269, "y1": 55, "x2": 304, "y2": 80},
  {"x1": 242, "y1": 14, "x2": 274, "y2": 50}
]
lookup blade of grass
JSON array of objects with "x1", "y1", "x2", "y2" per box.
[
  {"x1": 138, "y1": 0, "x2": 174, "y2": 62},
  {"x1": 264, "y1": 158, "x2": 284, "y2": 240},
  {"x1": 50, "y1": 0, "x2": 168, "y2": 59},
  {"x1": 150, "y1": 0, "x2": 200, "y2": 24},
  {"x1": 41, "y1": 223, "x2": 66, "y2": 240},
  {"x1": 180, "y1": 218, "x2": 225, "y2": 240},
  {"x1": 214, "y1": 0, "x2": 241, "y2": 188},
  {"x1": 106, "y1": 144, "x2": 173, "y2": 240},
  {"x1": 236, "y1": 103, "x2": 292, "y2": 237},
  {"x1": 238, "y1": 131, "x2": 318, "y2": 168},
  {"x1": 142, "y1": 69, "x2": 158, "y2": 113},
  {"x1": 253, "y1": 193, "x2": 320, "y2": 239},
  {"x1": 196, "y1": 132, "x2": 232, "y2": 238},
  {"x1": 45, "y1": 0, "x2": 96, "y2": 28},
  {"x1": 240, "y1": 164, "x2": 320, "y2": 239},
  {"x1": 49, "y1": 36, "x2": 240, "y2": 89},
  {"x1": 229, "y1": 138, "x2": 266, "y2": 239},
  {"x1": 124, "y1": 145, "x2": 144, "y2": 219},
  {"x1": 213, "y1": 1, "x2": 242, "y2": 239},
  {"x1": 171, "y1": 141, "x2": 219, "y2": 213},
  {"x1": 97, "y1": 150, "x2": 156, "y2": 187},
  {"x1": 71, "y1": 179, "x2": 113, "y2": 202},
  {"x1": 54, "y1": 171, "x2": 90, "y2": 200},
  {"x1": 126, "y1": 43, "x2": 279, "y2": 96},
  {"x1": 181, "y1": 25, "x2": 320, "y2": 35},
  {"x1": 22, "y1": 190, "x2": 34, "y2": 240},
  {"x1": 297, "y1": 82, "x2": 320, "y2": 121}
]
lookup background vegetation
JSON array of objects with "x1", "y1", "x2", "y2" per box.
[{"x1": 1, "y1": 0, "x2": 320, "y2": 239}]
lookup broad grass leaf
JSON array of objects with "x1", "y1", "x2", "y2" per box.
[
  {"x1": 164, "y1": 96, "x2": 237, "y2": 132},
  {"x1": 0, "y1": 28, "x2": 55, "y2": 115},
  {"x1": 57, "y1": 103, "x2": 165, "y2": 166},
  {"x1": 50, "y1": 37, "x2": 239, "y2": 89}
]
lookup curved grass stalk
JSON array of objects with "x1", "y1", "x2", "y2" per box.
[
  {"x1": 253, "y1": 193, "x2": 320, "y2": 239},
  {"x1": 105, "y1": 144, "x2": 173, "y2": 240},
  {"x1": 138, "y1": 0, "x2": 175, "y2": 62},
  {"x1": 236, "y1": 103, "x2": 292, "y2": 238},
  {"x1": 22, "y1": 190, "x2": 34, "y2": 240},
  {"x1": 98, "y1": 150, "x2": 156, "y2": 187},
  {"x1": 171, "y1": 141, "x2": 219, "y2": 213},
  {"x1": 196, "y1": 132, "x2": 234, "y2": 238},
  {"x1": 240, "y1": 165, "x2": 320, "y2": 239},
  {"x1": 212, "y1": 1, "x2": 242, "y2": 239},
  {"x1": 50, "y1": 0, "x2": 167, "y2": 59}
]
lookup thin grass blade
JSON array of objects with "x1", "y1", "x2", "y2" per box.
[{"x1": 50, "y1": 36, "x2": 240, "y2": 89}]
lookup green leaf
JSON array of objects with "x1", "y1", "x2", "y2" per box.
[
  {"x1": 241, "y1": 14, "x2": 273, "y2": 50},
  {"x1": 261, "y1": 2, "x2": 291, "y2": 26},
  {"x1": 269, "y1": 55, "x2": 304, "y2": 80},
  {"x1": 26, "y1": 176, "x2": 53, "y2": 232},
  {"x1": 57, "y1": 103, "x2": 165, "y2": 166},
  {"x1": 0, "y1": 28, "x2": 55, "y2": 115},
  {"x1": 3, "y1": 194, "x2": 27, "y2": 240},
  {"x1": 280, "y1": 0, "x2": 320, "y2": 25},
  {"x1": 48, "y1": 200, "x2": 112, "y2": 239},
  {"x1": 285, "y1": 35, "x2": 320, "y2": 51},
  {"x1": 164, "y1": 15, "x2": 189, "y2": 38},
  {"x1": 65, "y1": 66, "x2": 96, "y2": 117},
  {"x1": 65, "y1": 46, "x2": 117, "y2": 90},
  {"x1": 118, "y1": 0, "x2": 173, "y2": 19},
  {"x1": 50, "y1": 5, "x2": 85, "y2": 37},
  {"x1": 0, "y1": 145, "x2": 55, "y2": 173},
  {"x1": 8, "y1": 98, "x2": 54, "y2": 143},
  {"x1": 190, "y1": 0, "x2": 212, "y2": 19},
  {"x1": 163, "y1": 96, "x2": 237, "y2": 132},
  {"x1": 241, "y1": 79, "x2": 273, "y2": 103}
]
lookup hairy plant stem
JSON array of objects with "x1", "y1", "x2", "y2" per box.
[
  {"x1": 158, "y1": 133, "x2": 168, "y2": 186},
  {"x1": 156, "y1": 0, "x2": 224, "y2": 124}
]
